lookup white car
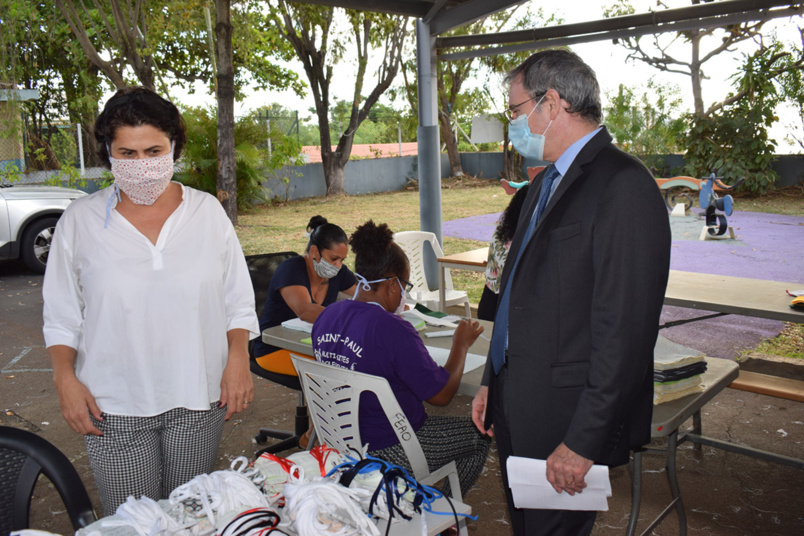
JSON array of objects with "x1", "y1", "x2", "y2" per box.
[{"x1": 0, "y1": 185, "x2": 87, "y2": 273}]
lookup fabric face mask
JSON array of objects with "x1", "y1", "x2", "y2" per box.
[
  {"x1": 108, "y1": 147, "x2": 175, "y2": 205},
  {"x1": 394, "y1": 278, "x2": 407, "y2": 315},
  {"x1": 508, "y1": 95, "x2": 552, "y2": 161},
  {"x1": 313, "y1": 255, "x2": 341, "y2": 279}
]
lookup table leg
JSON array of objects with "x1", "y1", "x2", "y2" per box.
[
  {"x1": 438, "y1": 263, "x2": 447, "y2": 313},
  {"x1": 666, "y1": 431, "x2": 688, "y2": 536},
  {"x1": 626, "y1": 450, "x2": 643, "y2": 536},
  {"x1": 692, "y1": 410, "x2": 702, "y2": 451},
  {"x1": 638, "y1": 431, "x2": 689, "y2": 536}
]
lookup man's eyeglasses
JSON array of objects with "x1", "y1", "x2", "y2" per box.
[
  {"x1": 398, "y1": 277, "x2": 414, "y2": 293},
  {"x1": 504, "y1": 96, "x2": 536, "y2": 122}
]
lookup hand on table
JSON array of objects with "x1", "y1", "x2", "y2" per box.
[
  {"x1": 471, "y1": 385, "x2": 494, "y2": 437},
  {"x1": 546, "y1": 442, "x2": 593, "y2": 495}
]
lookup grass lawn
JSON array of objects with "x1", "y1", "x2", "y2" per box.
[
  {"x1": 236, "y1": 177, "x2": 506, "y2": 305},
  {"x1": 235, "y1": 179, "x2": 804, "y2": 359}
]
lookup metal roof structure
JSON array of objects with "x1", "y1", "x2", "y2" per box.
[
  {"x1": 286, "y1": 0, "x2": 802, "y2": 285},
  {"x1": 292, "y1": 1, "x2": 800, "y2": 56},
  {"x1": 281, "y1": 0, "x2": 526, "y2": 30},
  {"x1": 438, "y1": 1, "x2": 802, "y2": 60}
]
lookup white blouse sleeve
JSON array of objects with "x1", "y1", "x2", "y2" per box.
[
  {"x1": 221, "y1": 216, "x2": 260, "y2": 339},
  {"x1": 42, "y1": 211, "x2": 84, "y2": 349}
]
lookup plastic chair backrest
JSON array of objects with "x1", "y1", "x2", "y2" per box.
[
  {"x1": 290, "y1": 355, "x2": 430, "y2": 479},
  {"x1": 245, "y1": 252, "x2": 299, "y2": 317},
  {"x1": 393, "y1": 231, "x2": 453, "y2": 293},
  {"x1": 0, "y1": 426, "x2": 96, "y2": 531}
]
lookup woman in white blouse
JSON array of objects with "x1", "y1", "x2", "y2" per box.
[{"x1": 42, "y1": 87, "x2": 259, "y2": 515}]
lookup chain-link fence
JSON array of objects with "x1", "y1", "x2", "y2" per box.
[
  {"x1": 0, "y1": 110, "x2": 101, "y2": 185},
  {"x1": 0, "y1": 96, "x2": 26, "y2": 181},
  {"x1": 256, "y1": 110, "x2": 300, "y2": 152}
]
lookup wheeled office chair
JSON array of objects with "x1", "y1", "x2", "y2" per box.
[
  {"x1": 245, "y1": 252, "x2": 310, "y2": 455},
  {"x1": 0, "y1": 426, "x2": 97, "y2": 532}
]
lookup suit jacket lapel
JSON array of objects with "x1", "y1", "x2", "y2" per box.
[
  {"x1": 536, "y1": 127, "x2": 612, "y2": 227},
  {"x1": 497, "y1": 169, "x2": 545, "y2": 292},
  {"x1": 497, "y1": 127, "x2": 613, "y2": 292}
]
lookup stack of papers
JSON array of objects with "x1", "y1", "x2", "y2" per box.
[
  {"x1": 653, "y1": 336, "x2": 707, "y2": 404},
  {"x1": 281, "y1": 318, "x2": 314, "y2": 333},
  {"x1": 507, "y1": 457, "x2": 611, "y2": 511}
]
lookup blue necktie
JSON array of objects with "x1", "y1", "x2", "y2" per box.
[{"x1": 490, "y1": 165, "x2": 560, "y2": 374}]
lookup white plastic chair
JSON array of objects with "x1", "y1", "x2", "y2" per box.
[
  {"x1": 291, "y1": 354, "x2": 471, "y2": 536},
  {"x1": 393, "y1": 231, "x2": 471, "y2": 316}
]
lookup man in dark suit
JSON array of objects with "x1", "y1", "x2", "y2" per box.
[{"x1": 471, "y1": 49, "x2": 671, "y2": 535}]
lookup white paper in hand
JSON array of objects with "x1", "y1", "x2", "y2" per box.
[{"x1": 506, "y1": 456, "x2": 611, "y2": 511}]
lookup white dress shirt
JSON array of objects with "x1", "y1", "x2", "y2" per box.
[{"x1": 43, "y1": 183, "x2": 259, "y2": 417}]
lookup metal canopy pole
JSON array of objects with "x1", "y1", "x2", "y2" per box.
[{"x1": 416, "y1": 18, "x2": 442, "y2": 290}]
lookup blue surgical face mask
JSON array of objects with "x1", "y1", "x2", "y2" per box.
[{"x1": 508, "y1": 94, "x2": 552, "y2": 161}]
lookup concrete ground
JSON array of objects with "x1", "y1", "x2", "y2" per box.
[{"x1": 2, "y1": 233, "x2": 803, "y2": 535}]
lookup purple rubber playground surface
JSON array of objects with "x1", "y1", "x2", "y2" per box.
[{"x1": 443, "y1": 207, "x2": 804, "y2": 359}]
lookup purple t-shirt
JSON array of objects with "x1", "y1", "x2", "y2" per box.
[{"x1": 312, "y1": 300, "x2": 449, "y2": 450}]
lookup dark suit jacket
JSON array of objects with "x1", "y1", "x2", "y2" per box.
[{"x1": 483, "y1": 127, "x2": 671, "y2": 467}]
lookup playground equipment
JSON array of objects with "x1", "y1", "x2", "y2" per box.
[{"x1": 698, "y1": 173, "x2": 744, "y2": 239}]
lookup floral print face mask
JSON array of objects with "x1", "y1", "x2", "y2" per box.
[{"x1": 108, "y1": 146, "x2": 175, "y2": 205}]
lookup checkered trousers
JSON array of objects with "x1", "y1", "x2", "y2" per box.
[
  {"x1": 368, "y1": 415, "x2": 491, "y2": 497},
  {"x1": 85, "y1": 403, "x2": 227, "y2": 516}
]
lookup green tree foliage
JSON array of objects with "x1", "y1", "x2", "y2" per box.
[
  {"x1": 603, "y1": 78, "x2": 687, "y2": 173},
  {"x1": 683, "y1": 39, "x2": 804, "y2": 194},
  {"x1": 0, "y1": 0, "x2": 104, "y2": 167},
  {"x1": 396, "y1": 5, "x2": 556, "y2": 178},
  {"x1": 683, "y1": 109, "x2": 776, "y2": 194},
  {"x1": 268, "y1": 2, "x2": 408, "y2": 196},
  {"x1": 50, "y1": 0, "x2": 300, "y2": 95},
  {"x1": 604, "y1": 0, "x2": 772, "y2": 118},
  {"x1": 327, "y1": 99, "x2": 404, "y2": 144},
  {"x1": 176, "y1": 106, "x2": 301, "y2": 210},
  {"x1": 606, "y1": 1, "x2": 803, "y2": 189},
  {"x1": 298, "y1": 120, "x2": 320, "y2": 146}
]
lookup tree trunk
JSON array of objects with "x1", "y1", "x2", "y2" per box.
[
  {"x1": 438, "y1": 112, "x2": 463, "y2": 176},
  {"x1": 323, "y1": 155, "x2": 346, "y2": 196},
  {"x1": 316, "y1": 106, "x2": 347, "y2": 197},
  {"x1": 215, "y1": 0, "x2": 237, "y2": 223},
  {"x1": 690, "y1": 30, "x2": 704, "y2": 118}
]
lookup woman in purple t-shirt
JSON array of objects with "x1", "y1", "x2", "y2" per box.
[{"x1": 312, "y1": 220, "x2": 491, "y2": 496}]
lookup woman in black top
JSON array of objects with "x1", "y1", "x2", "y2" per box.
[{"x1": 252, "y1": 215, "x2": 356, "y2": 374}]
